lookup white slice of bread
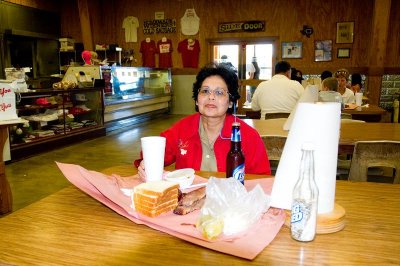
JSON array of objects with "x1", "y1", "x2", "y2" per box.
[
  {"x1": 133, "y1": 181, "x2": 179, "y2": 197},
  {"x1": 135, "y1": 204, "x2": 178, "y2": 218},
  {"x1": 133, "y1": 189, "x2": 178, "y2": 205},
  {"x1": 135, "y1": 198, "x2": 178, "y2": 212},
  {"x1": 133, "y1": 180, "x2": 179, "y2": 217},
  {"x1": 134, "y1": 193, "x2": 178, "y2": 208}
]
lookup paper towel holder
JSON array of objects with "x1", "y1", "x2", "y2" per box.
[{"x1": 285, "y1": 203, "x2": 346, "y2": 234}]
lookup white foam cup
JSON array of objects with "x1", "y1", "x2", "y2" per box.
[
  {"x1": 141, "y1": 136, "x2": 166, "y2": 182},
  {"x1": 355, "y1": 92, "x2": 363, "y2": 106}
]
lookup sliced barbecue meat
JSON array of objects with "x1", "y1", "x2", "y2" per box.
[
  {"x1": 174, "y1": 187, "x2": 206, "y2": 215},
  {"x1": 174, "y1": 197, "x2": 205, "y2": 215}
]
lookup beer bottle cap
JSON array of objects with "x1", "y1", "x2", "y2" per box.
[{"x1": 232, "y1": 122, "x2": 240, "y2": 127}]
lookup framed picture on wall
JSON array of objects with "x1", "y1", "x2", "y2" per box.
[
  {"x1": 281, "y1": 42, "x2": 302, "y2": 59},
  {"x1": 337, "y1": 48, "x2": 351, "y2": 58},
  {"x1": 336, "y1": 22, "x2": 354, "y2": 44},
  {"x1": 315, "y1": 40, "x2": 332, "y2": 62}
]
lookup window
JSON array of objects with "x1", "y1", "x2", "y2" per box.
[{"x1": 208, "y1": 37, "x2": 276, "y2": 80}]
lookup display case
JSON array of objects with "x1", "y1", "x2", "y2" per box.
[
  {"x1": 58, "y1": 50, "x2": 77, "y2": 74},
  {"x1": 95, "y1": 46, "x2": 122, "y2": 66},
  {"x1": 107, "y1": 67, "x2": 171, "y2": 101},
  {"x1": 8, "y1": 87, "x2": 106, "y2": 160},
  {"x1": 104, "y1": 67, "x2": 172, "y2": 129}
]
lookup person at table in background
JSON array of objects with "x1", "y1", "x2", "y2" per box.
[
  {"x1": 351, "y1": 73, "x2": 363, "y2": 94},
  {"x1": 320, "y1": 70, "x2": 333, "y2": 81},
  {"x1": 291, "y1": 68, "x2": 303, "y2": 84},
  {"x1": 290, "y1": 67, "x2": 297, "y2": 80},
  {"x1": 251, "y1": 61, "x2": 304, "y2": 119},
  {"x1": 136, "y1": 63, "x2": 271, "y2": 180},
  {"x1": 334, "y1": 68, "x2": 355, "y2": 104},
  {"x1": 318, "y1": 77, "x2": 344, "y2": 109}
]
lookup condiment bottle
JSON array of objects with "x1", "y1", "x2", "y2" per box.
[
  {"x1": 291, "y1": 142, "x2": 319, "y2": 241},
  {"x1": 226, "y1": 122, "x2": 245, "y2": 184}
]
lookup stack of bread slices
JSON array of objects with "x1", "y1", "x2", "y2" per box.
[{"x1": 133, "y1": 181, "x2": 179, "y2": 217}]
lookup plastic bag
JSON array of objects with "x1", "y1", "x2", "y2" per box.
[{"x1": 196, "y1": 177, "x2": 270, "y2": 240}]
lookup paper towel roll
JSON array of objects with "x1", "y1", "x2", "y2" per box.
[
  {"x1": 284, "y1": 85, "x2": 319, "y2": 130},
  {"x1": 271, "y1": 102, "x2": 341, "y2": 214}
]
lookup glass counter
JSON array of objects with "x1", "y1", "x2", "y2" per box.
[{"x1": 105, "y1": 67, "x2": 172, "y2": 105}]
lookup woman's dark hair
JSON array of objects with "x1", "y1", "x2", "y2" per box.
[
  {"x1": 290, "y1": 68, "x2": 298, "y2": 80},
  {"x1": 291, "y1": 68, "x2": 303, "y2": 83},
  {"x1": 351, "y1": 73, "x2": 362, "y2": 86},
  {"x1": 192, "y1": 63, "x2": 240, "y2": 114},
  {"x1": 321, "y1": 70, "x2": 333, "y2": 81}
]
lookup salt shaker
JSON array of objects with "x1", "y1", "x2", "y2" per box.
[{"x1": 291, "y1": 142, "x2": 319, "y2": 242}]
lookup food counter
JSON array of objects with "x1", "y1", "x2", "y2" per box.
[{"x1": 103, "y1": 67, "x2": 172, "y2": 130}]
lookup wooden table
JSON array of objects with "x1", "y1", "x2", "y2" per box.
[
  {"x1": 343, "y1": 104, "x2": 388, "y2": 122},
  {"x1": 0, "y1": 119, "x2": 26, "y2": 215},
  {"x1": 243, "y1": 118, "x2": 400, "y2": 154},
  {"x1": 0, "y1": 166, "x2": 399, "y2": 265},
  {"x1": 0, "y1": 124, "x2": 12, "y2": 214},
  {"x1": 242, "y1": 104, "x2": 388, "y2": 122}
]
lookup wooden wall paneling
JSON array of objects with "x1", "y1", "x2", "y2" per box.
[
  {"x1": 77, "y1": 0, "x2": 94, "y2": 51},
  {"x1": 385, "y1": 0, "x2": 400, "y2": 67},
  {"x1": 367, "y1": 0, "x2": 391, "y2": 105},
  {"x1": 60, "y1": 1, "x2": 82, "y2": 43},
  {"x1": 58, "y1": 0, "x2": 400, "y2": 75}
]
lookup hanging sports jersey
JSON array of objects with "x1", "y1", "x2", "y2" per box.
[
  {"x1": 178, "y1": 39, "x2": 200, "y2": 68},
  {"x1": 180, "y1": 9, "x2": 200, "y2": 35},
  {"x1": 157, "y1": 38, "x2": 173, "y2": 68},
  {"x1": 140, "y1": 39, "x2": 157, "y2": 67},
  {"x1": 122, "y1": 16, "x2": 139, "y2": 43}
]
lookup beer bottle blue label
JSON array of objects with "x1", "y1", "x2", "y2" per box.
[
  {"x1": 231, "y1": 127, "x2": 241, "y2": 142},
  {"x1": 232, "y1": 163, "x2": 245, "y2": 184}
]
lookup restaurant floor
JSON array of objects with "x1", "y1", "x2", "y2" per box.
[{"x1": 3, "y1": 114, "x2": 185, "y2": 215}]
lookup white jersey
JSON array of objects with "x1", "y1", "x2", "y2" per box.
[{"x1": 122, "y1": 16, "x2": 139, "y2": 42}]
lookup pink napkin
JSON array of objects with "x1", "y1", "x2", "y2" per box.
[{"x1": 56, "y1": 162, "x2": 285, "y2": 260}]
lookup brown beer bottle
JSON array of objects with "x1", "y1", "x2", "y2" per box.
[{"x1": 226, "y1": 122, "x2": 245, "y2": 184}]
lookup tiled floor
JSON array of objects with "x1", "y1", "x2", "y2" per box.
[{"x1": 4, "y1": 114, "x2": 185, "y2": 213}]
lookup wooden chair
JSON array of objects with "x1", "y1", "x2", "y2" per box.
[
  {"x1": 340, "y1": 118, "x2": 365, "y2": 123},
  {"x1": 264, "y1": 113, "x2": 290, "y2": 120},
  {"x1": 348, "y1": 141, "x2": 400, "y2": 183},
  {"x1": 261, "y1": 135, "x2": 287, "y2": 175},
  {"x1": 340, "y1": 113, "x2": 353, "y2": 119}
]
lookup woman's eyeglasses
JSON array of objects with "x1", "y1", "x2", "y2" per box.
[{"x1": 198, "y1": 87, "x2": 229, "y2": 97}]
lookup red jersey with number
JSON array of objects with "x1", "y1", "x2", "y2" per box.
[{"x1": 157, "y1": 39, "x2": 173, "y2": 68}]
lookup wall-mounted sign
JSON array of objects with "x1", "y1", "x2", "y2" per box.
[
  {"x1": 143, "y1": 19, "x2": 177, "y2": 34},
  {"x1": 218, "y1": 21, "x2": 265, "y2": 33},
  {"x1": 154, "y1": 11, "x2": 164, "y2": 20}
]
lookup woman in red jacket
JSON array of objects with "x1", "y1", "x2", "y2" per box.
[{"x1": 137, "y1": 63, "x2": 271, "y2": 179}]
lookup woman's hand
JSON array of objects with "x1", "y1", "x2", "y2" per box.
[{"x1": 138, "y1": 160, "x2": 147, "y2": 182}]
